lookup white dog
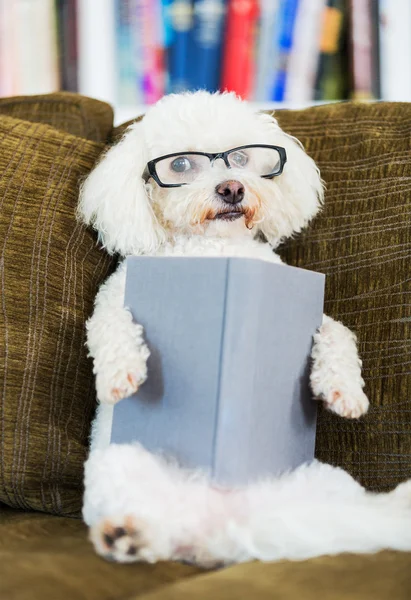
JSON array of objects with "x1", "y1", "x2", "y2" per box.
[{"x1": 78, "y1": 91, "x2": 411, "y2": 566}]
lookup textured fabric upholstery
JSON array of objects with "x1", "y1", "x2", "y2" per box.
[
  {"x1": 276, "y1": 102, "x2": 410, "y2": 491},
  {"x1": 0, "y1": 95, "x2": 116, "y2": 516}
]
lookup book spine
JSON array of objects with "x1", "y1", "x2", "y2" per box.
[
  {"x1": 270, "y1": 0, "x2": 300, "y2": 102},
  {"x1": 161, "y1": 0, "x2": 173, "y2": 94},
  {"x1": 313, "y1": 0, "x2": 347, "y2": 101},
  {"x1": 253, "y1": 0, "x2": 280, "y2": 101},
  {"x1": 189, "y1": 0, "x2": 227, "y2": 92},
  {"x1": 166, "y1": 0, "x2": 193, "y2": 93},
  {"x1": 379, "y1": 0, "x2": 411, "y2": 101},
  {"x1": 77, "y1": 0, "x2": 116, "y2": 104},
  {"x1": 221, "y1": 0, "x2": 259, "y2": 99},
  {"x1": 369, "y1": 0, "x2": 380, "y2": 99},
  {"x1": 138, "y1": 0, "x2": 165, "y2": 104},
  {"x1": 285, "y1": 0, "x2": 326, "y2": 102},
  {"x1": 56, "y1": 0, "x2": 78, "y2": 92},
  {"x1": 13, "y1": 0, "x2": 60, "y2": 95},
  {"x1": 115, "y1": 0, "x2": 140, "y2": 105},
  {"x1": 348, "y1": 0, "x2": 373, "y2": 100}
]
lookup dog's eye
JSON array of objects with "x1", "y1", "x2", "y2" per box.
[
  {"x1": 229, "y1": 151, "x2": 248, "y2": 168},
  {"x1": 170, "y1": 157, "x2": 192, "y2": 173}
]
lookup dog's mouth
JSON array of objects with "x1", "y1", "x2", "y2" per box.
[{"x1": 213, "y1": 209, "x2": 244, "y2": 221}]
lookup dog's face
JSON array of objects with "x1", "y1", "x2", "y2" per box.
[{"x1": 78, "y1": 92, "x2": 323, "y2": 256}]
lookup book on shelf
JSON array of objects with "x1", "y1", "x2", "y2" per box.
[
  {"x1": 270, "y1": 0, "x2": 300, "y2": 102},
  {"x1": 314, "y1": 0, "x2": 348, "y2": 101},
  {"x1": 253, "y1": 0, "x2": 280, "y2": 101},
  {"x1": 221, "y1": 0, "x2": 259, "y2": 99},
  {"x1": 189, "y1": 0, "x2": 227, "y2": 93},
  {"x1": 166, "y1": 0, "x2": 193, "y2": 93},
  {"x1": 378, "y1": 0, "x2": 411, "y2": 102},
  {"x1": 77, "y1": 0, "x2": 117, "y2": 104},
  {"x1": 56, "y1": 0, "x2": 78, "y2": 93},
  {"x1": 11, "y1": 0, "x2": 59, "y2": 96},
  {"x1": 348, "y1": 0, "x2": 379, "y2": 100},
  {"x1": 285, "y1": 0, "x2": 326, "y2": 102}
]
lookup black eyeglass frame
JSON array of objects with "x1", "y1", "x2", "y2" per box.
[{"x1": 142, "y1": 144, "x2": 287, "y2": 188}]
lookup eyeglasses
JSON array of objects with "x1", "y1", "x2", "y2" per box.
[{"x1": 142, "y1": 145, "x2": 287, "y2": 188}]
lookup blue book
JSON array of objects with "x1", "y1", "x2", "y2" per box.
[
  {"x1": 165, "y1": 0, "x2": 193, "y2": 93},
  {"x1": 270, "y1": 0, "x2": 300, "y2": 102},
  {"x1": 115, "y1": 0, "x2": 142, "y2": 104},
  {"x1": 188, "y1": 0, "x2": 227, "y2": 92}
]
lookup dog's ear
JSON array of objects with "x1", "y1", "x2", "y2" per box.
[
  {"x1": 77, "y1": 120, "x2": 165, "y2": 256},
  {"x1": 256, "y1": 112, "x2": 324, "y2": 248}
]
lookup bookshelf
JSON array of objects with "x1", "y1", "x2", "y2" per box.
[{"x1": 1, "y1": 1, "x2": 410, "y2": 127}]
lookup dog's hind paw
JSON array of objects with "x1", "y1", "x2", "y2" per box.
[{"x1": 90, "y1": 516, "x2": 161, "y2": 564}]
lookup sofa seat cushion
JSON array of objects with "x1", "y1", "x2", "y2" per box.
[{"x1": 0, "y1": 509, "x2": 409, "y2": 600}]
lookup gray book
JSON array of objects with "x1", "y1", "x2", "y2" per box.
[{"x1": 111, "y1": 256, "x2": 325, "y2": 486}]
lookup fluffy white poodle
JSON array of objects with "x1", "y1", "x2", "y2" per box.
[{"x1": 78, "y1": 91, "x2": 411, "y2": 566}]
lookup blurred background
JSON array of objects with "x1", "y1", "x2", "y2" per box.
[{"x1": 0, "y1": 0, "x2": 410, "y2": 124}]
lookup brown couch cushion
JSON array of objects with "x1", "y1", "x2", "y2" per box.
[
  {"x1": 275, "y1": 102, "x2": 411, "y2": 491},
  {"x1": 0, "y1": 98, "x2": 115, "y2": 516},
  {"x1": 0, "y1": 509, "x2": 410, "y2": 600},
  {"x1": 0, "y1": 92, "x2": 113, "y2": 143}
]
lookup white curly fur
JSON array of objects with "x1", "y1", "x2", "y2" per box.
[{"x1": 77, "y1": 91, "x2": 409, "y2": 566}]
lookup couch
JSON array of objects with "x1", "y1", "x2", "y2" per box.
[{"x1": 0, "y1": 93, "x2": 409, "y2": 599}]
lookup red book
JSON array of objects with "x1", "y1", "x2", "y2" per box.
[{"x1": 221, "y1": 0, "x2": 259, "y2": 99}]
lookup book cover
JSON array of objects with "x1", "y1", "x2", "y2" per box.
[
  {"x1": 166, "y1": 0, "x2": 193, "y2": 93},
  {"x1": 13, "y1": 0, "x2": 60, "y2": 95},
  {"x1": 253, "y1": 0, "x2": 280, "y2": 101},
  {"x1": 270, "y1": 0, "x2": 300, "y2": 102},
  {"x1": 56, "y1": 0, "x2": 78, "y2": 92},
  {"x1": 221, "y1": 0, "x2": 259, "y2": 99},
  {"x1": 313, "y1": 0, "x2": 348, "y2": 101},
  {"x1": 111, "y1": 257, "x2": 324, "y2": 486},
  {"x1": 285, "y1": 0, "x2": 326, "y2": 102},
  {"x1": 189, "y1": 0, "x2": 227, "y2": 92}
]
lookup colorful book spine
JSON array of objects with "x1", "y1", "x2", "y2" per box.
[
  {"x1": 314, "y1": 0, "x2": 347, "y2": 101},
  {"x1": 221, "y1": 0, "x2": 259, "y2": 99},
  {"x1": 56, "y1": 0, "x2": 78, "y2": 92},
  {"x1": 189, "y1": 0, "x2": 227, "y2": 92},
  {"x1": 166, "y1": 0, "x2": 193, "y2": 93},
  {"x1": 270, "y1": 0, "x2": 300, "y2": 102},
  {"x1": 139, "y1": 0, "x2": 165, "y2": 104},
  {"x1": 285, "y1": 0, "x2": 326, "y2": 102},
  {"x1": 348, "y1": 0, "x2": 373, "y2": 100},
  {"x1": 253, "y1": 0, "x2": 280, "y2": 101},
  {"x1": 161, "y1": 0, "x2": 173, "y2": 94}
]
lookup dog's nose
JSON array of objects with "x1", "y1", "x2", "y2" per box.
[{"x1": 215, "y1": 180, "x2": 245, "y2": 205}]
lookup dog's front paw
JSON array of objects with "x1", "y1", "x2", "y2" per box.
[
  {"x1": 90, "y1": 515, "x2": 161, "y2": 564},
  {"x1": 322, "y1": 387, "x2": 369, "y2": 419},
  {"x1": 95, "y1": 353, "x2": 148, "y2": 405}
]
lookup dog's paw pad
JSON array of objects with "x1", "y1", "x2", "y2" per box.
[
  {"x1": 91, "y1": 516, "x2": 151, "y2": 563},
  {"x1": 324, "y1": 388, "x2": 369, "y2": 419}
]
